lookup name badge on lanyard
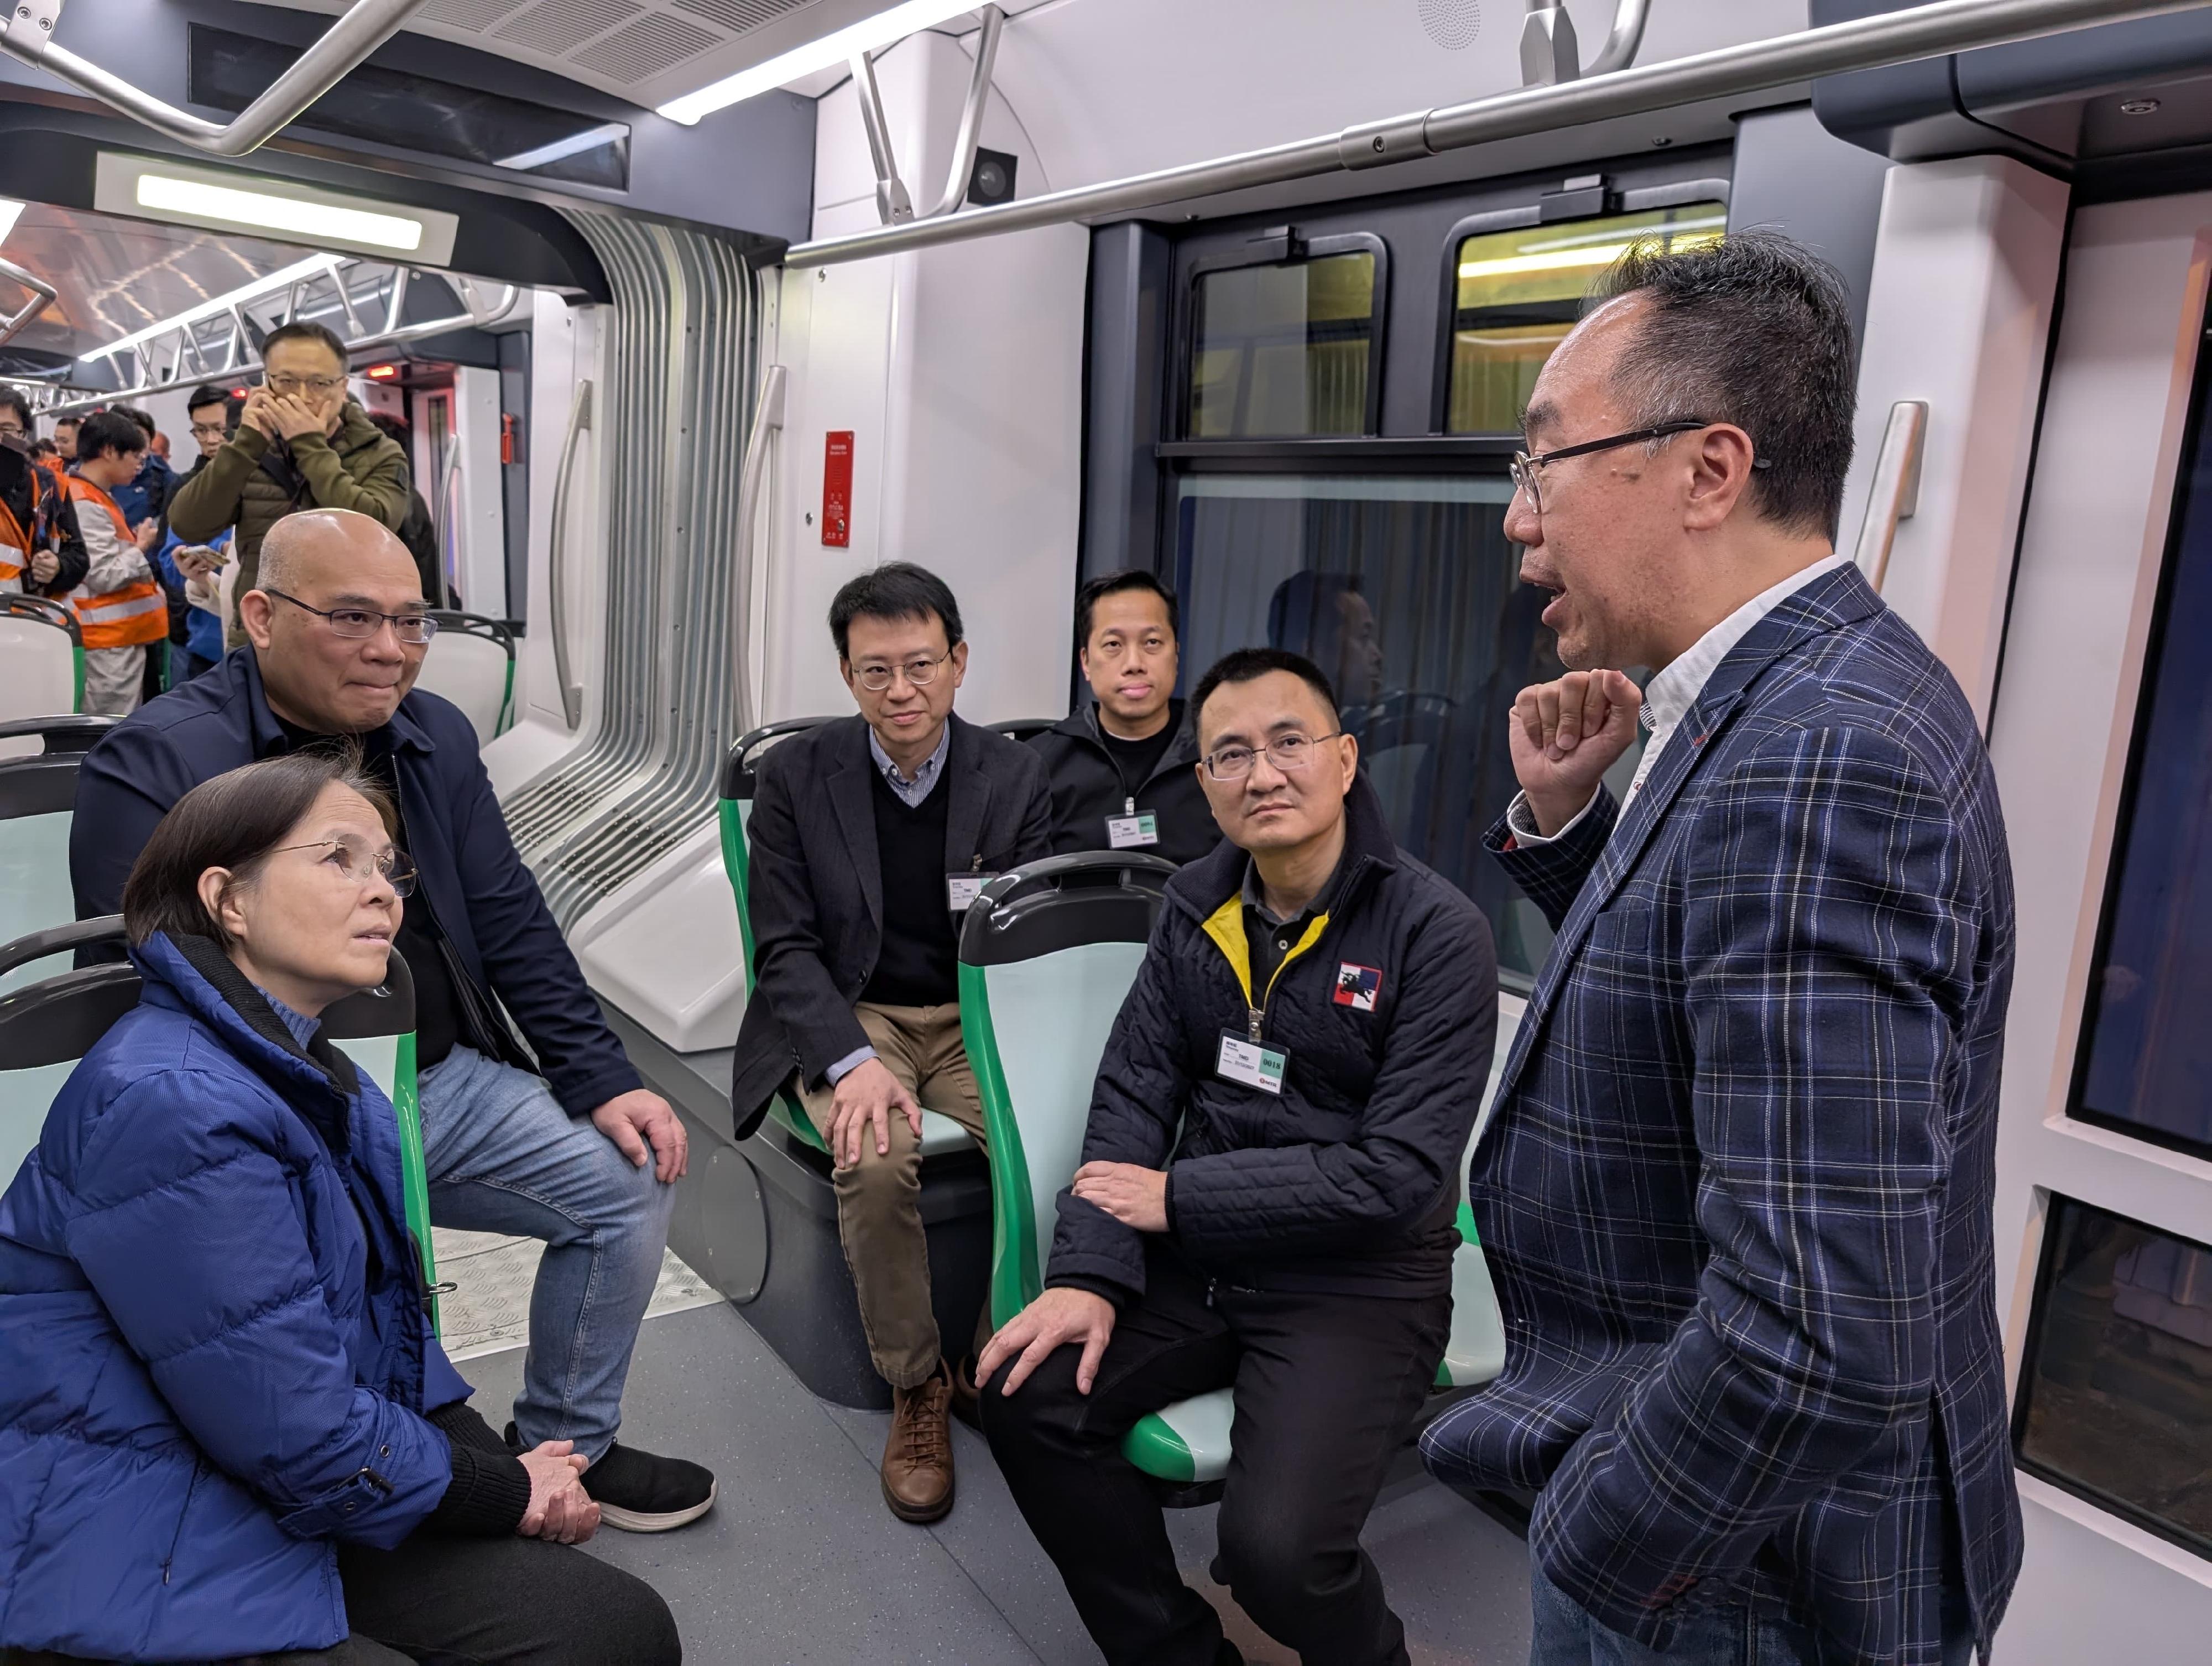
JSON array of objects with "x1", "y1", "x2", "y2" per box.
[
  {"x1": 1217, "y1": 1032, "x2": 1286, "y2": 1095},
  {"x1": 1106, "y1": 810, "x2": 1159, "y2": 849},
  {"x1": 948, "y1": 872, "x2": 997, "y2": 913}
]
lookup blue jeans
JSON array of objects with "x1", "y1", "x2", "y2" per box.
[
  {"x1": 417, "y1": 1047, "x2": 676, "y2": 1460},
  {"x1": 1527, "y1": 1563, "x2": 1975, "y2": 1666}
]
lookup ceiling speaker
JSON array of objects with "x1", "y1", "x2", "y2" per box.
[
  {"x1": 1418, "y1": 0, "x2": 1480, "y2": 51},
  {"x1": 967, "y1": 147, "x2": 1019, "y2": 209}
]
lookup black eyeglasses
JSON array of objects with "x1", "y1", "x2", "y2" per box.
[
  {"x1": 267, "y1": 589, "x2": 438, "y2": 645},
  {"x1": 1510, "y1": 419, "x2": 1772, "y2": 517}
]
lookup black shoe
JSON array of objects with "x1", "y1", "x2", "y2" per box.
[{"x1": 581, "y1": 1440, "x2": 718, "y2": 1533}]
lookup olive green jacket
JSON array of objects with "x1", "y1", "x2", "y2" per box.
[{"x1": 168, "y1": 400, "x2": 410, "y2": 644}]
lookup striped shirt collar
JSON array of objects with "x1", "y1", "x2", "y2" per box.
[{"x1": 868, "y1": 721, "x2": 951, "y2": 809}]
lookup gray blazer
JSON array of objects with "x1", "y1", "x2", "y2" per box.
[{"x1": 730, "y1": 711, "x2": 1052, "y2": 1138}]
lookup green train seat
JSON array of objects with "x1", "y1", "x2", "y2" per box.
[
  {"x1": 0, "y1": 716, "x2": 112, "y2": 995},
  {"x1": 0, "y1": 594, "x2": 83, "y2": 722},
  {"x1": 416, "y1": 612, "x2": 517, "y2": 745},
  {"x1": 718, "y1": 718, "x2": 973, "y2": 1158},
  {"x1": 959, "y1": 852, "x2": 1506, "y2": 1492},
  {"x1": 0, "y1": 920, "x2": 439, "y2": 1323}
]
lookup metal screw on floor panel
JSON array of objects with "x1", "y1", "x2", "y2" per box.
[
  {"x1": 2120, "y1": 98, "x2": 2162, "y2": 116},
  {"x1": 1651, "y1": 136, "x2": 1672, "y2": 147}
]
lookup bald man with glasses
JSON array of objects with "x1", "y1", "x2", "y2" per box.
[{"x1": 731, "y1": 560, "x2": 1052, "y2": 1524}]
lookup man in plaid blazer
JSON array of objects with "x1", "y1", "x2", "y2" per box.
[{"x1": 1421, "y1": 232, "x2": 2020, "y2": 1665}]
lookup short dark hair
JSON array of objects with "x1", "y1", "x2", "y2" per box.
[
  {"x1": 1591, "y1": 229, "x2": 1856, "y2": 540},
  {"x1": 828, "y1": 561, "x2": 964, "y2": 659},
  {"x1": 122, "y1": 751, "x2": 395, "y2": 948},
  {"x1": 0, "y1": 386, "x2": 31, "y2": 430},
  {"x1": 114, "y1": 404, "x2": 157, "y2": 440},
  {"x1": 185, "y1": 383, "x2": 235, "y2": 416},
  {"x1": 260, "y1": 319, "x2": 348, "y2": 368},
  {"x1": 30, "y1": 438, "x2": 55, "y2": 459},
  {"x1": 75, "y1": 410, "x2": 148, "y2": 464},
  {"x1": 363, "y1": 410, "x2": 410, "y2": 446},
  {"x1": 1074, "y1": 569, "x2": 1178, "y2": 653},
  {"x1": 1190, "y1": 646, "x2": 1338, "y2": 738},
  {"x1": 50, "y1": 414, "x2": 77, "y2": 431}
]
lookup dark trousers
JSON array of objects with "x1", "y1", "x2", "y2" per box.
[
  {"x1": 3, "y1": 1533, "x2": 680, "y2": 1665},
  {"x1": 982, "y1": 1243, "x2": 1451, "y2": 1666}
]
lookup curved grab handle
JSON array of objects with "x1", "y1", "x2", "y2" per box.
[
  {"x1": 0, "y1": 0, "x2": 429, "y2": 159},
  {"x1": 928, "y1": 5, "x2": 1006, "y2": 218},
  {"x1": 546, "y1": 379, "x2": 593, "y2": 731},
  {"x1": 0, "y1": 252, "x2": 55, "y2": 350}
]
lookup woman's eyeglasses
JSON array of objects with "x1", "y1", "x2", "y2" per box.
[{"x1": 273, "y1": 837, "x2": 419, "y2": 897}]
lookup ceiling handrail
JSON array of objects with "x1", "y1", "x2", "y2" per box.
[
  {"x1": 0, "y1": 252, "x2": 58, "y2": 350},
  {"x1": 785, "y1": 0, "x2": 2212, "y2": 269},
  {"x1": 0, "y1": 0, "x2": 428, "y2": 160}
]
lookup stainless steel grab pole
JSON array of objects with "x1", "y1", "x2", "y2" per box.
[
  {"x1": 0, "y1": 0, "x2": 428, "y2": 159},
  {"x1": 788, "y1": 0, "x2": 2212, "y2": 268},
  {"x1": 0, "y1": 254, "x2": 56, "y2": 350}
]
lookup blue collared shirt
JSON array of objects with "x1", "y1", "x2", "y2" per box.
[{"x1": 868, "y1": 722, "x2": 951, "y2": 809}]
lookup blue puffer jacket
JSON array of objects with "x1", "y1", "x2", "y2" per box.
[{"x1": 0, "y1": 931, "x2": 472, "y2": 1660}]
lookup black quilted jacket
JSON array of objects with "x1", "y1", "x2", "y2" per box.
[{"x1": 1046, "y1": 775, "x2": 1498, "y2": 1301}]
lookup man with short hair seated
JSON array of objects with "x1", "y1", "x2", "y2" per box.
[
  {"x1": 69, "y1": 509, "x2": 717, "y2": 1534},
  {"x1": 980, "y1": 647, "x2": 1499, "y2": 1666},
  {"x1": 1028, "y1": 568, "x2": 1218, "y2": 865},
  {"x1": 731, "y1": 561, "x2": 1051, "y2": 1524}
]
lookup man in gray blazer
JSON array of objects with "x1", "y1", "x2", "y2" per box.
[{"x1": 731, "y1": 561, "x2": 1051, "y2": 1525}]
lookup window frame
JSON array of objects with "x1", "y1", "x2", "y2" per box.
[
  {"x1": 1175, "y1": 230, "x2": 1392, "y2": 442},
  {"x1": 2062, "y1": 281, "x2": 2212, "y2": 1168},
  {"x1": 1429, "y1": 178, "x2": 1733, "y2": 436},
  {"x1": 2010, "y1": 1190, "x2": 2212, "y2": 1563}
]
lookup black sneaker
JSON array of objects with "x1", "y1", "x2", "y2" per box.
[{"x1": 582, "y1": 1441, "x2": 718, "y2": 1533}]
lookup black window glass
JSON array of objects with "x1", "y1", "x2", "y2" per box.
[
  {"x1": 2077, "y1": 319, "x2": 2212, "y2": 1161},
  {"x1": 2015, "y1": 1195, "x2": 2212, "y2": 1559},
  {"x1": 1445, "y1": 204, "x2": 1724, "y2": 434},
  {"x1": 1172, "y1": 472, "x2": 1645, "y2": 987},
  {"x1": 1187, "y1": 252, "x2": 1378, "y2": 438}
]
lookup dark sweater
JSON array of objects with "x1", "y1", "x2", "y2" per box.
[{"x1": 858, "y1": 767, "x2": 958, "y2": 1008}]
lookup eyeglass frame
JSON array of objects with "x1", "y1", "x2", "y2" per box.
[
  {"x1": 265, "y1": 588, "x2": 440, "y2": 645},
  {"x1": 270, "y1": 836, "x2": 419, "y2": 897},
  {"x1": 850, "y1": 650, "x2": 952, "y2": 692},
  {"x1": 1509, "y1": 418, "x2": 1772, "y2": 518},
  {"x1": 263, "y1": 373, "x2": 347, "y2": 397},
  {"x1": 1201, "y1": 730, "x2": 1345, "y2": 783}
]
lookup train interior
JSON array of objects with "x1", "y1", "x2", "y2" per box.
[{"x1": 0, "y1": 1, "x2": 2209, "y2": 1660}]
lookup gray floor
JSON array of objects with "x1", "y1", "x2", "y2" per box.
[{"x1": 463, "y1": 1301, "x2": 1535, "y2": 1665}]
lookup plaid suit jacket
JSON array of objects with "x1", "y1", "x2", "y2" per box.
[{"x1": 1421, "y1": 564, "x2": 2021, "y2": 1663}]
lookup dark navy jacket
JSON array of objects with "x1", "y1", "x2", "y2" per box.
[
  {"x1": 0, "y1": 933, "x2": 470, "y2": 1659},
  {"x1": 70, "y1": 648, "x2": 640, "y2": 1116},
  {"x1": 1421, "y1": 565, "x2": 2021, "y2": 1664},
  {"x1": 1047, "y1": 775, "x2": 1498, "y2": 1301}
]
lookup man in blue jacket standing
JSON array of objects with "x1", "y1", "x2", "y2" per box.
[
  {"x1": 71, "y1": 508, "x2": 717, "y2": 1535},
  {"x1": 1419, "y1": 233, "x2": 2020, "y2": 1664}
]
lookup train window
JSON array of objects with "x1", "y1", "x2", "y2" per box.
[
  {"x1": 2074, "y1": 329, "x2": 2212, "y2": 1164},
  {"x1": 1186, "y1": 238, "x2": 1385, "y2": 438},
  {"x1": 1443, "y1": 204, "x2": 1725, "y2": 434},
  {"x1": 2014, "y1": 1195, "x2": 2212, "y2": 1560},
  {"x1": 1171, "y1": 471, "x2": 1644, "y2": 988}
]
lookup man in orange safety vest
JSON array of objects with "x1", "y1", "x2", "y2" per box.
[{"x1": 65, "y1": 409, "x2": 165, "y2": 716}]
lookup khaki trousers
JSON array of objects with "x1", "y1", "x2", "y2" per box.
[
  {"x1": 795, "y1": 1001, "x2": 989, "y2": 1389},
  {"x1": 81, "y1": 644, "x2": 145, "y2": 717}
]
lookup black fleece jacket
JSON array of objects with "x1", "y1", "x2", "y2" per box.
[
  {"x1": 1046, "y1": 775, "x2": 1498, "y2": 1304},
  {"x1": 1027, "y1": 699, "x2": 1220, "y2": 867}
]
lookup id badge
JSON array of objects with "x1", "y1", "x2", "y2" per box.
[
  {"x1": 1106, "y1": 810, "x2": 1159, "y2": 849},
  {"x1": 947, "y1": 872, "x2": 997, "y2": 913},
  {"x1": 1216, "y1": 1032, "x2": 1286, "y2": 1095}
]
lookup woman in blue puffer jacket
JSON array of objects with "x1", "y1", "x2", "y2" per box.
[{"x1": 0, "y1": 752, "x2": 680, "y2": 1664}]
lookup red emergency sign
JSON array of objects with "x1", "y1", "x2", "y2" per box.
[{"x1": 822, "y1": 430, "x2": 853, "y2": 548}]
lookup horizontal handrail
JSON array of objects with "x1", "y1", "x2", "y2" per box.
[
  {"x1": 0, "y1": 0, "x2": 428, "y2": 160},
  {"x1": 786, "y1": 0, "x2": 2212, "y2": 268}
]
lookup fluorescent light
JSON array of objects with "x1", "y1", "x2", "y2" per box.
[
  {"x1": 0, "y1": 198, "x2": 24, "y2": 247},
  {"x1": 77, "y1": 254, "x2": 338, "y2": 363},
  {"x1": 658, "y1": 0, "x2": 980, "y2": 124},
  {"x1": 1458, "y1": 228, "x2": 1720, "y2": 282},
  {"x1": 137, "y1": 174, "x2": 424, "y2": 253},
  {"x1": 496, "y1": 121, "x2": 628, "y2": 173}
]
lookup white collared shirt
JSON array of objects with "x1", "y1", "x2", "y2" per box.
[{"x1": 1509, "y1": 553, "x2": 1854, "y2": 845}]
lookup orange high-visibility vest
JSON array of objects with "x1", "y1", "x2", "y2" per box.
[
  {"x1": 65, "y1": 475, "x2": 165, "y2": 649},
  {"x1": 0, "y1": 494, "x2": 28, "y2": 592}
]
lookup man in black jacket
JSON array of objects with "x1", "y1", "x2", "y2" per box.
[
  {"x1": 71, "y1": 509, "x2": 717, "y2": 1536},
  {"x1": 733, "y1": 561, "x2": 1051, "y2": 1526},
  {"x1": 1028, "y1": 569, "x2": 1217, "y2": 866},
  {"x1": 980, "y1": 647, "x2": 1498, "y2": 1666}
]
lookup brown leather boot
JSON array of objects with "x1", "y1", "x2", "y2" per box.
[{"x1": 881, "y1": 1360, "x2": 956, "y2": 1523}]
